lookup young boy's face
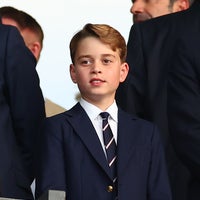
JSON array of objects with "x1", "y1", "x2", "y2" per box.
[{"x1": 70, "y1": 36, "x2": 129, "y2": 104}]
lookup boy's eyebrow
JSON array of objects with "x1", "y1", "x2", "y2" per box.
[
  {"x1": 78, "y1": 54, "x2": 116, "y2": 58},
  {"x1": 76, "y1": 54, "x2": 116, "y2": 61},
  {"x1": 101, "y1": 54, "x2": 116, "y2": 58},
  {"x1": 76, "y1": 55, "x2": 92, "y2": 62}
]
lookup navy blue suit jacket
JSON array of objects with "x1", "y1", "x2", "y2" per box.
[
  {"x1": 167, "y1": 2, "x2": 200, "y2": 198},
  {"x1": 116, "y1": 1, "x2": 200, "y2": 199},
  {"x1": 36, "y1": 103, "x2": 171, "y2": 200},
  {"x1": 0, "y1": 24, "x2": 45, "y2": 199}
]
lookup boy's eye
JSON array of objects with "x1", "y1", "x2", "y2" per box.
[
  {"x1": 80, "y1": 59, "x2": 92, "y2": 65},
  {"x1": 103, "y1": 58, "x2": 112, "y2": 64}
]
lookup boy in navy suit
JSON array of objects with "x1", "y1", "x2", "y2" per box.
[{"x1": 35, "y1": 23, "x2": 172, "y2": 200}]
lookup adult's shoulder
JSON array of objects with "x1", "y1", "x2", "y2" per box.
[
  {"x1": 0, "y1": 24, "x2": 14, "y2": 44},
  {"x1": 132, "y1": 4, "x2": 196, "y2": 34},
  {"x1": 128, "y1": 6, "x2": 196, "y2": 47},
  {"x1": 0, "y1": 23, "x2": 36, "y2": 63},
  {"x1": 0, "y1": 23, "x2": 20, "y2": 37}
]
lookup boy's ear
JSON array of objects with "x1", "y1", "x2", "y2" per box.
[
  {"x1": 173, "y1": 0, "x2": 190, "y2": 11},
  {"x1": 119, "y1": 62, "x2": 129, "y2": 83},
  {"x1": 70, "y1": 64, "x2": 77, "y2": 83}
]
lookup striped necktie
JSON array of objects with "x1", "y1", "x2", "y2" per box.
[{"x1": 100, "y1": 112, "x2": 117, "y2": 183}]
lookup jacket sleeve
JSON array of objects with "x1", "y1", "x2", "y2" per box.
[
  {"x1": 5, "y1": 26, "x2": 46, "y2": 182},
  {"x1": 148, "y1": 125, "x2": 172, "y2": 199}
]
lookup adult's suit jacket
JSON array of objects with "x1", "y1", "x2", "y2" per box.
[
  {"x1": 116, "y1": 1, "x2": 200, "y2": 199},
  {"x1": 35, "y1": 103, "x2": 172, "y2": 200},
  {"x1": 167, "y1": 2, "x2": 200, "y2": 199},
  {"x1": 0, "y1": 24, "x2": 45, "y2": 199}
]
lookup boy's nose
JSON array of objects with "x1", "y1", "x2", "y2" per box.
[{"x1": 92, "y1": 62, "x2": 102, "y2": 73}]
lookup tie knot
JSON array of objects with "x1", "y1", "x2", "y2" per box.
[{"x1": 100, "y1": 112, "x2": 109, "y2": 120}]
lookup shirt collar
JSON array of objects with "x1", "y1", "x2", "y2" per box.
[{"x1": 79, "y1": 98, "x2": 118, "y2": 122}]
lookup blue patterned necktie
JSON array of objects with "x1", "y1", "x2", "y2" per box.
[{"x1": 100, "y1": 112, "x2": 117, "y2": 183}]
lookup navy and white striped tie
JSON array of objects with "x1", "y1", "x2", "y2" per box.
[{"x1": 100, "y1": 112, "x2": 117, "y2": 183}]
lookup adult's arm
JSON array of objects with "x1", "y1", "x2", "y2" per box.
[{"x1": 5, "y1": 25, "x2": 45, "y2": 181}]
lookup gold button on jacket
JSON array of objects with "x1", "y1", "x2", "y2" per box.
[{"x1": 107, "y1": 185, "x2": 113, "y2": 192}]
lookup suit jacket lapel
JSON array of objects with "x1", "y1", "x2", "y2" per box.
[{"x1": 65, "y1": 103, "x2": 112, "y2": 179}]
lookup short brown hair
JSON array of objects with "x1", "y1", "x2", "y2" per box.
[
  {"x1": 69, "y1": 23, "x2": 127, "y2": 64},
  {"x1": 19, "y1": 10, "x2": 44, "y2": 47},
  {"x1": 0, "y1": 6, "x2": 44, "y2": 47}
]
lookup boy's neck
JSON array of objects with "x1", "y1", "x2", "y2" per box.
[{"x1": 81, "y1": 96, "x2": 115, "y2": 111}]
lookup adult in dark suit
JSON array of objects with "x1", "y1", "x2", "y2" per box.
[
  {"x1": 130, "y1": 0, "x2": 190, "y2": 23},
  {"x1": 0, "y1": 6, "x2": 43, "y2": 61},
  {"x1": 116, "y1": 0, "x2": 199, "y2": 199},
  {"x1": 167, "y1": 4, "x2": 200, "y2": 199},
  {"x1": 0, "y1": 22, "x2": 45, "y2": 199},
  {"x1": 0, "y1": 6, "x2": 66, "y2": 117},
  {"x1": 35, "y1": 23, "x2": 172, "y2": 200}
]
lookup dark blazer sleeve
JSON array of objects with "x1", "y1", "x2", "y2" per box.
[
  {"x1": 167, "y1": 36, "x2": 200, "y2": 180},
  {"x1": 4, "y1": 26, "x2": 45, "y2": 181},
  {"x1": 35, "y1": 115, "x2": 67, "y2": 198},
  {"x1": 148, "y1": 125, "x2": 172, "y2": 199},
  {"x1": 116, "y1": 24, "x2": 147, "y2": 118}
]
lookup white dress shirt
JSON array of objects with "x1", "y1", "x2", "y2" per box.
[{"x1": 79, "y1": 98, "x2": 118, "y2": 156}]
